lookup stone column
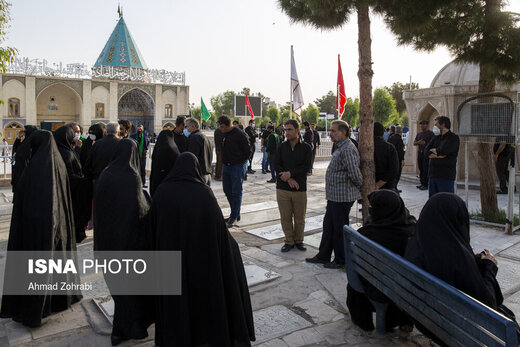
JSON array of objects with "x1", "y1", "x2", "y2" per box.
[
  {"x1": 155, "y1": 84, "x2": 163, "y2": 134},
  {"x1": 109, "y1": 82, "x2": 118, "y2": 122},
  {"x1": 81, "y1": 80, "x2": 92, "y2": 130},
  {"x1": 25, "y1": 77, "x2": 37, "y2": 126}
]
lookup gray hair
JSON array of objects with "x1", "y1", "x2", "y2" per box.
[
  {"x1": 185, "y1": 118, "x2": 200, "y2": 129},
  {"x1": 331, "y1": 120, "x2": 350, "y2": 137},
  {"x1": 106, "y1": 122, "x2": 120, "y2": 135}
]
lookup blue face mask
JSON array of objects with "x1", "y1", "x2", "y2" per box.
[{"x1": 183, "y1": 128, "x2": 191, "y2": 137}]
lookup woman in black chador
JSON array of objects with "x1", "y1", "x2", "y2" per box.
[
  {"x1": 347, "y1": 189, "x2": 416, "y2": 332},
  {"x1": 93, "y1": 138, "x2": 153, "y2": 346},
  {"x1": 152, "y1": 152, "x2": 255, "y2": 347},
  {"x1": 0, "y1": 130, "x2": 82, "y2": 328},
  {"x1": 149, "y1": 129, "x2": 180, "y2": 197},
  {"x1": 54, "y1": 125, "x2": 92, "y2": 243},
  {"x1": 11, "y1": 124, "x2": 37, "y2": 193},
  {"x1": 79, "y1": 123, "x2": 104, "y2": 170},
  {"x1": 405, "y1": 192, "x2": 519, "y2": 344}
]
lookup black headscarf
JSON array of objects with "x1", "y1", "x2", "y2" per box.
[
  {"x1": 11, "y1": 125, "x2": 38, "y2": 192},
  {"x1": 152, "y1": 153, "x2": 255, "y2": 346},
  {"x1": 360, "y1": 189, "x2": 416, "y2": 256},
  {"x1": 79, "y1": 124, "x2": 104, "y2": 169},
  {"x1": 149, "y1": 130, "x2": 180, "y2": 197},
  {"x1": 93, "y1": 138, "x2": 153, "y2": 339},
  {"x1": 1, "y1": 130, "x2": 81, "y2": 327},
  {"x1": 405, "y1": 193, "x2": 497, "y2": 308},
  {"x1": 53, "y1": 126, "x2": 92, "y2": 243}
]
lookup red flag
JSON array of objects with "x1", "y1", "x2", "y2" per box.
[
  {"x1": 245, "y1": 93, "x2": 255, "y2": 119},
  {"x1": 336, "y1": 55, "x2": 347, "y2": 117}
]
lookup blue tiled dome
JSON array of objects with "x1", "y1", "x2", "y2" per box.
[{"x1": 94, "y1": 16, "x2": 147, "y2": 69}]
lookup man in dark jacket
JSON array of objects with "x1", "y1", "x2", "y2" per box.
[
  {"x1": 266, "y1": 125, "x2": 279, "y2": 183},
  {"x1": 218, "y1": 115, "x2": 250, "y2": 228},
  {"x1": 173, "y1": 116, "x2": 187, "y2": 153},
  {"x1": 131, "y1": 124, "x2": 150, "y2": 186},
  {"x1": 85, "y1": 122, "x2": 121, "y2": 182},
  {"x1": 388, "y1": 125, "x2": 405, "y2": 192},
  {"x1": 244, "y1": 119, "x2": 257, "y2": 174},
  {"x1": 310, "y1": 123, "x2": 320, "y2": 174},
  {"x1": 373, "y1": 122, "x2": 399, "y2": 190},
  {"x1": 275, "y1": 119, "x2": 312, "y2": 252},
  {"x1": 214, "y1": 127, "x2": 224, "y2": 181},
  {"x1": 186, "y1": 117, "x2": 213, "y2": 185},
  {"x1": 302, "y1": 122, "x2": 314, "y2": 175}
]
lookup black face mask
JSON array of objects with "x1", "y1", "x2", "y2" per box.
[
  {"x1": 138, "y1": 130, "x2": 143, "y2": 134},
  {"x1": 120, "y1": 131, "x2": 126, "y2": 137}
]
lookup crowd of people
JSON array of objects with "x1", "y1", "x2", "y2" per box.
[{"x1": 2, "y1": 114, "x2": 519, "y2": 345}]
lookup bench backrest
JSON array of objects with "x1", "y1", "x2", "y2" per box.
[{"x1": 343, "y1": 225, "x2": 519, "y2": 347}]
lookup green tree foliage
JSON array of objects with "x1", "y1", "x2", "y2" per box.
[
  {"x1": 210, "y1": 91, "x2": 234, "y2": 117},
  {"x1": 266, "y1": 106, "x2": 281, "y2": 124},
  {"x1": 301, "y1": 104, "x2": 319, "y2": 125},
  {"x1": 384, "y1": 82, "x2": 419, "y2": 115},
  {"x1": 280, "y1": 109, "x2": 292, "y2": 124},
  {"x1": 342, "y1": 97, "x2": 359, "y2": 127},
  {"x1": 314, "y1": 91, "x2": 338, "y2": 116},
  {"x1": 372, "y1": 88, "x2": 398, "y2": 125},
  {"x1": 0, "y1": 1, "x2": 16, "y2": 74}
]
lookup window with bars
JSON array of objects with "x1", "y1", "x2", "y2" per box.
[
  {"x1": 8, "y1": 98, "x2": 20, "y2": 117},
  {"x1": 95, "y1": 103, "x2": 105, "y2": 118},
  {"x1": 165, "y1": 104, "x2": 173, "y2": 118}
]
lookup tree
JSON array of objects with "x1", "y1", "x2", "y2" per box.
[
  {"x1": 378, "y1": 0, "x2": 520, "y2": 214},
  {"x1": 191, "y1": 107, "x2": 202, "y2": 122},
  {"x1": 0, "y1": 1, "x2": 16, "y2": 75},
  {"x1": 279, "y1": 0, "x2": 376, "y2": 220},
  {"x1": 342, "y1": 97, "x2": 359, "y2": 127},
  {"x1": 384, "y1": 82, "x2": 419, "y2": 115},
  {"x1": 314, "y1": 91, "x2": 338, "y2": 116},
  {"x1": 280, "y1": 109, "x2": 292, "y2": 124},
  {"x1": 372, "y1": 88, "x2": 398, "y2": 126},
  {"x1": 301, "y1": 104, "x2": 319, "y2": 124},
  {"x1": 266, "y1": 106, "x2": 281, "y2": 124},
  {"x1": 210, "y1": 91, "x2": 235, "y2": 117}
]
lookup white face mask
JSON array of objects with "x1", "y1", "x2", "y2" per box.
[
  {"x1": 433, "y1": 125, "x2": 441, "y2": 136},
  {"x1": 89, "y1": 134, "x2": 96, "y2": 141},
  {"x1": 73, "y1": 133, "x2": 81, "y2": 141}
]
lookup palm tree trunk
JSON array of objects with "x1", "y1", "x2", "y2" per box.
[{"x1": 356, "y1": 3, "x2": 375, "y2": 222}]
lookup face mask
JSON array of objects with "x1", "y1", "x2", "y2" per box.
[
  {"x1": 433, "y1": 125, "x2": 441, "y2": 136},
  {"x1": 183, "y1": 128, "x2": 191, "y2": 137},
  {"x1": 73, "y1": 133, "x2": 81, "y2": 141},
  {"x1": 119, "y1": 131, "x2": 125, "y2": 137},
  {"x1": 89, "y1": 134, "x2": 96, "y2": 141},
  {"x1": 138, "y1": 129, "x2": 143, "y2": 134}
]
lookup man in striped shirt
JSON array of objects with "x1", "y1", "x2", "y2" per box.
[{"x1": 306, "y1": 120, "x2": 362, "y2": 269}]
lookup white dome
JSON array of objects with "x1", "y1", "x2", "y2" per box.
[{"x1": 430, "y1": 61, "x2": 480, "y2": 88}]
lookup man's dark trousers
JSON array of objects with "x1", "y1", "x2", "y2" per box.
[
  {"x1": 139, "y1": 156, "x2": 146, "y2": 185},
  {"x1": 417, "y1": 151, "x2": 429, "y2": 187},
  {"x1": 316, "y1": 200, "x2": 354, "y2": 264}
]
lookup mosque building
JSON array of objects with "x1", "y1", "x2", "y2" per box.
[{"x1": 0, "y1": 10, "x2": 188, "y2": 143}]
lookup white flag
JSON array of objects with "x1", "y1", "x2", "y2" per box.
[{"x1": 291, "y1": 46, "x2": 304, "y2": 117}]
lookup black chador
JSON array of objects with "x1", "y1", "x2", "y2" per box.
[
  {"x1": 149, "y1": 129, "x2": 180, "y2": 197},
  {"x1": 79, "y1": 123, "x2": 104, "y2": 170},
  {"x1": 152, "y1": 152, "x2": 255, "y2": 346},
  {"x1": 54, "y1": 126, "x2": 92, "y2": 243},
  {"x1": 1, "y1": 130, "x2": 81, "y2": 327},
  {"x1": 93, "y1": 139, "x2": 153, "y2": 344},
  {"x1": 11, "y1": 125, "x2": 37, "y2": 193}
]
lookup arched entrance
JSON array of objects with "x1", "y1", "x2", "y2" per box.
[
  {"x1": 118, "y1": 88, "x2": 154, "y2": 134},
  {"x1": 36, "y1": 83, "x2": 81, "y2": 129},
  {"x1": 162, "y1": 122, "x2": 174, "y2": 130},
  {"x1": 417, "y1": 103, "x2": 439, "y2": 130},
  {"x1": 3, "y1": 121, "x2": 23, "y2": 145}
]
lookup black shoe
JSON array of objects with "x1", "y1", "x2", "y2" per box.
[
  {"x1": 305, "y1": 255, "x2": 328, "y2": 264},
  {"x1": 419, "y1": 185, "x2": 428, "y2": 191},
  {"x1": 267, "y1": 178, "x2": 276, "y2": 183},
  {"x1": 324, "y1": 261, "x2": 345, "y2": 269},
  {"x1": 111, "y1": 334, "x2": 129, "y2": 346},
  {"x1": 143, "y1": 184, "x2": 148, "y2": 188},
  {"x1": 416, "y1": 185, "x2": 423, "y2": 189},
  {"x1": 247, "y1": 169, "x2": 255, "y2": 174},
  {"x1": 281, "y1": 244, "x2": 294, "y2": 252},
  {"x1": 498, "y1": 190, "x2": 508, "y2": 194},
  {"x1": 266, "y1": 169, "x2": 271, "y2": 173},
  {"x1": 244, "y1": 176, "x2": 247, "y2": 181},
  {"x1": 295, "y1": 243, "x2": 306, "y2": 251},
  {"x1": 226, "y1": 219, "x2": 236, "y2": 228},
  {"x1": 237, "y1": 216, "x2": 241, "y2": 221},
  {"x1": 262, "y1": 170, "x2": 267, "y2": 174},
  {"x1": 397, "y1": 189, "x2": 402, "y2": 193}
]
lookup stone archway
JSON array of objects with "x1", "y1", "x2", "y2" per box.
[
  {"x1": 36, "y1": 83, "x2": 82, "y2": 129},
  {"x1": 3, "y1": 121, "x2": 23, "y2": 145},
  {"x1": 118, "y1": 88, "x2": 154, "y2": 134},
  {"x1": 417, "y1": 103, "x2": 439, "y2": 130}
]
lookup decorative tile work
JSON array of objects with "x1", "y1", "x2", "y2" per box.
[
  {"x1": 118, "y1": 83, "x2": 155, "y2": 101},
  {"x1": 35, "y1": 78, "x2": 83, "y2": 101},
  {"x1": 3, "y1": 119, "x2": 25, "y2": 128},
  {"x1": 2, "y1": 75, "x2": 26, "y2": 86},
  {"x1": 91, "y1": 81, "x2": 110, "y2": 91},
  {"x1": 162, "y1": 85, "x2": 177, "y2": 95}
]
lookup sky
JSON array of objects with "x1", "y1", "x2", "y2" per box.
[{"x1": 5, "y1": 0, "x2": 520, "y2": 110}]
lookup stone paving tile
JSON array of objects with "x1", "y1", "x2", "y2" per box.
[
  {"x1": 241, "y1": 247, "x2": 295, "y2": 268},
  {"x1": 30, "y1": 305, "x2": 89, "y2": 340},
  {"x1": 5, "y1": 320, "x2": 32, "y2": 346},
  {"x1": 494, "y1": 256, "x2": 520, "y2": 295},
  {"x1": 252, "y1": 305, "x2": 312, "y2": 344},
  {"x1": 293, "y1": 290, "x2": 344, "y2": 325},
  {"x1": 257, "y1": 338, "x2": 289, "y2": 347},
  {"x1": 281, "y1": 326, "x2": 323, "y2": 346},
  {"x1": 316, "y1": 273, "x2": 349, "y2": 312}
]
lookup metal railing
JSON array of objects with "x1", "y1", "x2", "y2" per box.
[{"x1": 0, "y1": 145, "x2": 13, "y2": 180}]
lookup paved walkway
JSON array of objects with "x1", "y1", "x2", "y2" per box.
[{"x1": 0, "y1": 166, "x2": 518, "y2": 346}]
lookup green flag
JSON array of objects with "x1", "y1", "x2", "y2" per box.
[{"x1": 201, "y1": 98, "x2": 211, "y2": 121}]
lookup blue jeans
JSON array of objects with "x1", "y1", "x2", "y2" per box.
[
  {"x1": 429, "y1": 177, "x2": 455, "y2": 198},
  {"x1": 262, "y1": 147, "x2": 268, "y2": 171},
  {"x1": 222, "y1": 163, "x2": 247, "y2": 221},
  {"x1": 268, "y1": 154, "x2": 276, "y2": 180}
]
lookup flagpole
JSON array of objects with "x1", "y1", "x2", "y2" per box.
[{"x1": 290, "y1": 45, "x2": 293, "y2": 120}]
